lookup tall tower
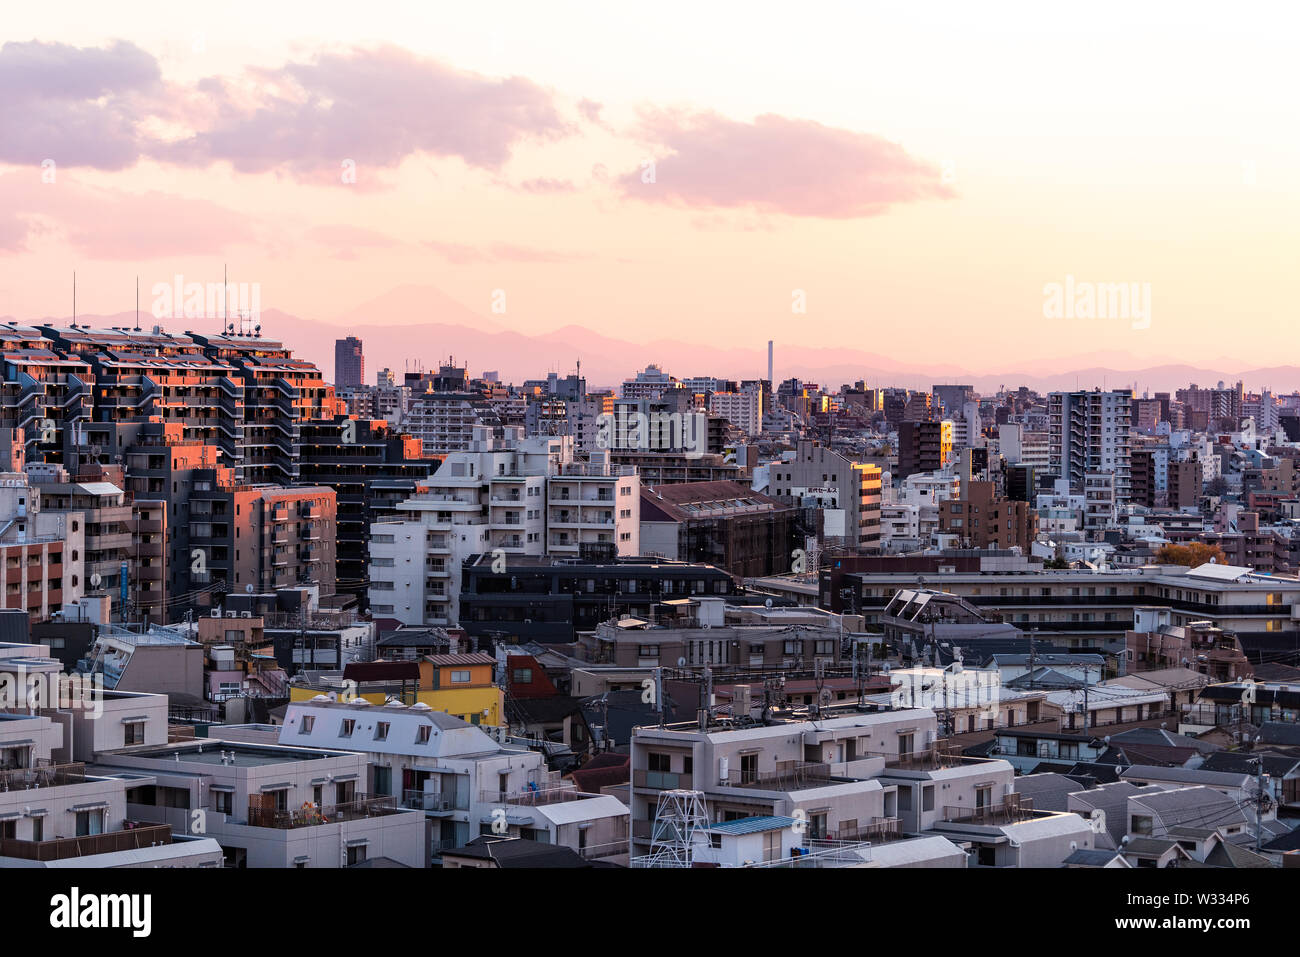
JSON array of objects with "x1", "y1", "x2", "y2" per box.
[
  {"x1": 334, "y1": 336, "x2": 365, "y2": 388},
  {"x1": 767, "y1": 340, "x2": 773, "y2": 384}
]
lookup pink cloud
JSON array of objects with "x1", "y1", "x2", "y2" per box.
[
  {"x1": 0, "y1": 173, "x2": 256, "y2": 259},
  {"x1": 0, "y1": 40, "x2": 163, "y2": 170},
  {"x1": 620, "y1": 110, "x2": 955, "y2": 218},
  {"x1": 163, "y1": 46, "x2": 573, "y2": 177}
]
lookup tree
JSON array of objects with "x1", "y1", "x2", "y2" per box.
[{"x1": 1154, "y1": 542, "x2": 1228, "y2": 567}]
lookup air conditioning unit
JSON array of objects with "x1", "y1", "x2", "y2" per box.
[
  {"x1": 226, "y1": 610, "x2": 238, "y2": 618},
  {"x1": 240, "y1": 611, "x2": 252, "y2": 618},
  {"x1": 211, "y1": 609, "x2": 222, "y2": 618}
]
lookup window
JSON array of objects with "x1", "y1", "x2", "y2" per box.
[
  {"x1": 300, "y1": 715, "x2": 315, "y2": 734},
  {"x1": 449, "y1": 670, "x2": 471, "y2": 683},
  {"x1": 346, "y1": 844, "x2": 367, "y2": 866},
  {"x1": 416, "y1": 725, "x2": 431, "y2": 744},
  {"x1": 637, "y1": 644, "x2": 659, "y2": 659},
  {"x1": 340, "y1": 718, "x2": 355, "y2": 738},
  {"x1": 75, "y1": 810, "x2": 104, "y2": 837},
  {"x1": 213, "y1": 790, "x2": 233, "y2": 814},
  {"x1": 648, "y1": 752, "x2": 671, "y2": 773},
  {"x1": 374, "y1": 722, "x2": 390, "y2": 741},
  {"x1": 512, "y1": 668, "x2": 533, "y2": 684},
  {"x1": 1133, "y1": 815, "x2": 1153, "y2": 836},
  {"x1": 123, "y1": 721, "x2": 146, "y2": 746}
]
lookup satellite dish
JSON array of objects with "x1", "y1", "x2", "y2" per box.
[
  {"x1": 677, "y1": 657, "x2": 686, "y2": 667},
  {"x1": 765, "y1": 598, "x2": 773, "y2": 609},
  {"x1": 89, "y1": 573, "x2": 102, "y2": 589},
  {"x1": 246, "y1": 584, "x2": 254, "y2": 594}
]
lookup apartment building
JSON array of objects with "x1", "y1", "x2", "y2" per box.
[
  {"x1": 458, "y1": 555, "x2": 738, "y2": 644},
  {"x1": 766, "y1": 439, "x2": 882, "y2": 549},
  {"x1": 708, "y1": 386, "x2": 763, "y2": 436},
  {"x1": 830, "y1": 559, "x2": 1300, "y2": 654},
  {"x1": 1048, "y1": 390, "x2": 1132, "y2": 503},
  {"x1": 98, "y1": 738, "x2": 425, "y2": 868},
  {"x1": 640, "y1": 481, "x2": 794, "y2": 578},
  {"x1": 898, "y1": 421, "x2": 953, "y2": 479},
  {"x1": 938, "y1": 479, "x2": 1038, "y2": 551},
  {"x1": 629, "y1": 710, "x2": 924, "y2": 853},
  {"x1": 334, "y1": 337, "x2": 364, "y2": 389},
  {"x1": 0, "y1": 693, "x2": 222, "y2": 867},
  {"x1": 273, "y1": 699, "x2": 628, "y2": 862},
  {"x1": 368, "y1": 427, "x2": 639, "y2": 627},
  {"x1": 185, "y1": 472, "x2": 337, "y2": 608}
]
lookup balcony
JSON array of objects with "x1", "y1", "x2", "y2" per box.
[
  {"x1": 828, "y1": 817, "x2": 903, "y2": 843},
  {"x1": 0, "y1": 762, "x2": 86, "y2": 792},
  {"x1": 246, "y1": 793, "x2": 401, "y2": 829},
  {"x1": 0, "y1": 823, "x2": 172, "y2": 862},
  {"x1": 481, "y1": 784, "x2": 604, "y2": 807},
  {"x1": 942, "y1": 795, "x2": 1035, "y2": 825},
  {"x1": 633, "y1": 770, "x2": 693, "y2": 791},
  {"x1": 401, "y1": 790, "x2": 457, "y2": 813},
  {"x1": 722, "y1": 761, "x2": 836, "y2": 791}
]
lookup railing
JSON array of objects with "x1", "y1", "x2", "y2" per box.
[
  {"x1": 402, "y1": 790, "x2": 457, "y2": 812},
  {"x1": 578, "y1": 839, "x2": 630, "y2": 860},
  {"x1": 0, "y1": 763, "x2": 86, "y2": 792},
  {"x1": 247, "y1": 794, "x2": 400, "y2": 829},
  {"x1": 480, "y1": 784, "x2": 596, "y2": 807},
  {"x1": 633, "y1": 770, "x2": 693, "y2": 791},
  {"x1": 942, "y1": 796, "x2": 1035, "y2": 825},
  {"x1": 0, "y1": 823, "x2": 172, "y2": 862},
  {"x1": 829, "y1": 817, "x2": 903, "y2": 843},
  {"x1": 723, "y1": 761, "x2": 835, "y2": 791}
]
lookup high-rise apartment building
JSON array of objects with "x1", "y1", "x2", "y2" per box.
[
  {"x1": 334, "y1": 336, "x2": 364, "y2": 388},
  {"x1": 1048, "y1": 390, "x2": 1132, "y2": 504}
]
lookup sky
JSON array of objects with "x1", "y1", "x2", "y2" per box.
[{"x1": 1, "y1": 1, "x2": 1297, "y2": 373}]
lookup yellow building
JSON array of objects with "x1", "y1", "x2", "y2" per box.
[{"x1": 289, "y1": 653, "x2": 504, "y2": 726}]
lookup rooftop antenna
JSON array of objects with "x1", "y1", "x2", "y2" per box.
[
  {"x1": 134, "y1": 275, "x2": 141, "y2": 331},
  {"x1": 71, "y1": 271, "x2": 77, "y2": 328}
]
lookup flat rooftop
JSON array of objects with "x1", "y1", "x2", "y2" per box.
[{"x1": 128, "y1": 742, "x2": 339, "y2": 766}]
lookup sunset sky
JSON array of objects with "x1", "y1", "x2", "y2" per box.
[{"x1": 2, "y1": 2, "x2": 1297, "y2": 373}]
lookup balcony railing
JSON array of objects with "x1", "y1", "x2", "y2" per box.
[
  {"x1": 401, "y1": 790, "x2": 457, "y2": 812},
  {"x1": 0, "y1": 762, "x2": 86, "y2": 792},
  {"x1": 722, "y1": 761, "x2": 836, "y2": 791},
  {"x1": 942, "y1": 795, "x2": 1035, "y2": 825},
  {"x1": 480, "y1": 784, "x2": 599, "y2": 807},
  {"x1": 829, "y1": 817, "x2": 903, "y2": 843},
  {"x1": 246, "y1": 794, "x2": 401, "y2": 829},
  {"x1": 0, "y1": 823, "x2": 172, "y2": 862}
]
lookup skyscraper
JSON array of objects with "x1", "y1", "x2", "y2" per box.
[{"x1": 335, "y1": 336, "x2": 364, "y2": 388}]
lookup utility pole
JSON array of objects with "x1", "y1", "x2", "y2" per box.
[{"x1": 1254, "y1": 754, "x2": 1265, "y2": 855}]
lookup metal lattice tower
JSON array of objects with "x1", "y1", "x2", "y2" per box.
[{"x1": 644, "y1": 789, "x2": 710, "y2": 868}]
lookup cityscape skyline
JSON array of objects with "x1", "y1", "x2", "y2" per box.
[{"x1": 4, "y1": 3, "x2": 1298, "y2": 370}]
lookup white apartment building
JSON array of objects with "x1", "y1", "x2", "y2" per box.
[
  {"x1": 1048, "y1": 390, "x2": 1132, "y2": 503},
  {"x1": 403, "y1": 390, "x2": 503, "y2": 455},
  {"x1": 98, "y1": 738, "x2": 426, "y2": 868},
  {"x1": 369, "y1": 427, "x2": 640, "y2": 627},
  {"x1": 275, "y1": 699, "x2": 628, "y2": 862},
  {"x1": 708, "y1": 387, "x2": 763, "y2": 437},
  {"x1": 621, "y1": 364, "x2": 677, "y2": 400},
  {"x1": 1, "y1": 694, "x2": 224, "y2": 867},
  {"x1": 998, "y1": 423, "x2": 1050, "y2": 470}
]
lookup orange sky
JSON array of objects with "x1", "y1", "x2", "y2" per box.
[{"x1": 2, "y1": 2, "x2": 1297, "y2": 371}]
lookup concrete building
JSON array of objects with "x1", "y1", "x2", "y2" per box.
[{"x1": 1048, "y1": 390, "x2": 1132, "y2": 503}]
